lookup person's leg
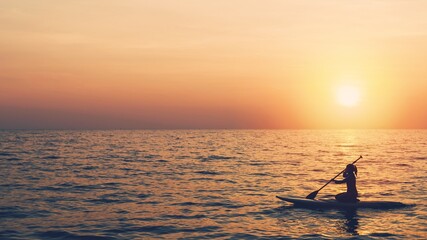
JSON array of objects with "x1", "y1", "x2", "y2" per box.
[
  {"x1": 335, "y1": 192, "x2": 347, "y2": 202},
  {"x1": 336, "y1": 192, "x2": 359, "y2": 202},
  {"x1": 348, "y1": 193, "x2": 359, "y2": 203}
]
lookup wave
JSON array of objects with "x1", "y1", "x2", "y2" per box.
[
  {"x1": 137, "y1": 193, "x2": 151, "y2": 199},
  {"x1": 0, "y1": 152, "x2": 15, "y2": 156},
  {"x1": 161, "y1": 214, "x2": 206, "y2": 220},
  {"x1": 368, "y1": 232, "x2": 403, "y2": 238},
  {"x1": 34, "y1": 230, "x2": 117, "y2": 240},
  {"x1": 189, "y1": 177, "x2": 214, "y2": 181},
  {"x1": 0, "y1": 230, "x2": 20, "y2": 239},
  {"x1": 0, "y1": 206, "x2": 29, "y2": 219},
  {"x1": 43, "y1": 155, "x2": 61, "y2": 160},
  {"x1": 195, "y1": 170, "x2": 221, "y2": 175},
  {"x1": 103, "y1": 225, "x2": 220, "y2": 235},
  {"x1": 201, "y1": 202, "x2": 245, "y2": 209},
  {"x1": 335, "y1": 144, "x2": 360, "y2": 148},
  {"x1": 198, "y1": 155, "x2": 235, "y2": 161}
]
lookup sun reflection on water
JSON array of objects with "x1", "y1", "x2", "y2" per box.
[{"x1": 0, "y1": 130, "x2": 425, "y2": 239}]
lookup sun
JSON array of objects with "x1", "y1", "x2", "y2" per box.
[{"x1": 335, "y1": 85, "x2": 360, "y2": 107}]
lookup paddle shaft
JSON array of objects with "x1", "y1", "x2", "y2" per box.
[{"x1": 315, "y1": 155, "x2": 363, "y2": 193}]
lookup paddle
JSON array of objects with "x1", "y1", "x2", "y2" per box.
[{"x1": 305, "y1": 155, "x2": 363, "y2": 199}]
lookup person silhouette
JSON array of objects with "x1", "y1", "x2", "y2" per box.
[{"x1": 334, "y1": 164, "x2": 359, "y2": 202}]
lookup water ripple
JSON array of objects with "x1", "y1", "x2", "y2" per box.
[
  {"x1": 0, "y1": 130, "x2": 426, "y2": 239},
  {"x1": 34, "y1": 230, "x2": 117, "y2": 240}
]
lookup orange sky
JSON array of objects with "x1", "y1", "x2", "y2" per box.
[{"x1": 1, "y1": 0, "x2": 427, "y2": 129}]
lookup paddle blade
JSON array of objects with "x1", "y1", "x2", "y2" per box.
[{"x1": 306, "y1": 190, "x2": 318, "y2": 199}]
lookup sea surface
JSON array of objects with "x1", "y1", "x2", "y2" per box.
[{"x1": 0, "y1": 130, "x2": 426, "y2": 239}]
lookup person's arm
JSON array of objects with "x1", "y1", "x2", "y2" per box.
[{"x1": 334, "y1": 178, "x2": 347, "y2": 184}]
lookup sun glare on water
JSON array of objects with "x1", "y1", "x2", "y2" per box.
[{"x1": 336, "y1": 85, "x2": 361, "y2": 107}]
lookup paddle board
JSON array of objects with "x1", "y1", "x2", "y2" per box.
[{"x1": 276, "y1": 196, "x2": 408, "y2": 209}]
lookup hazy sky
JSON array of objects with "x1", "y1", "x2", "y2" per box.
[{"x1": 1, "y1": 0, "x2": 427, "y2": 129}]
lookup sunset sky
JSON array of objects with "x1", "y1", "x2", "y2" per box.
[{"x1": 1, "y1": 0, "x2": 427, "y2": 129}]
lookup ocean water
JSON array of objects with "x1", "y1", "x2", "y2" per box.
[{"x1": 0, "y1": 130, "x2": 426, "y2": 239}]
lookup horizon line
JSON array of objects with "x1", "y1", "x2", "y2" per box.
[{"x1": 1, "y1": 128, "x2": 426, "y2": 131}]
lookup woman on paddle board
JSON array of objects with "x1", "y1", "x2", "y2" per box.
[{"x1": 334, "y1": 164, "x2": 358, "y2": 202}]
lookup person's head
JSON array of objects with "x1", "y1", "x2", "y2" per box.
[{"x1": 344, "y1": 164, "x2": 357, "y2": 177}]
